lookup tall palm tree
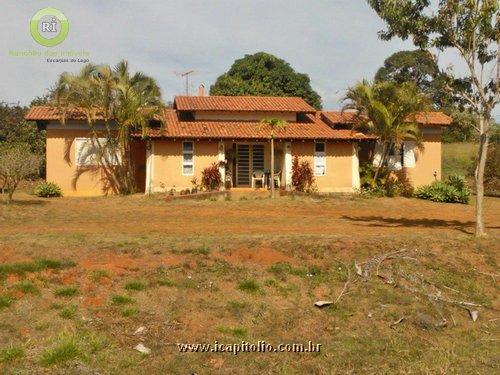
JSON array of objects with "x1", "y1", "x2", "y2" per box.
[
  {"x1": 343, "y1": 80, "x2": 428, "y2": 180},
  {"x1": 260, "y1": 118, "x2": 287, "y2": 198},
  {"x1": 53, "y1": 60, "x2": 163, "y2": 194}
]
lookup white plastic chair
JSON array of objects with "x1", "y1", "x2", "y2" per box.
[
  {"x1": 272, "y1": 170, "x2": 281, "y2": 188},
  {"x1": 251, "y1": 169, "x2": 265, "y2": 188}
]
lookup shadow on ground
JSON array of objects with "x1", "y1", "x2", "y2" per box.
[{"x1": 340, "y1": 215, "x2": 482, "y2": 234}]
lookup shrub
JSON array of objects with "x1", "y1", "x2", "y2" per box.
[
  {"x1": 34, "y1": 181, "x2": 62, "y2": 198},
  {"x1": 0, "y1": 143, "x2": 42, "y2": 203},
  {"x1": 291, "y1": 156, "x2": 316, "y2": 192},
  {"x1": 415, "y1": 175, "x2": 470, "y2": 204},
  {"x1": 359, "y1": 163, "x2": 413, "y2": 197},
  {"x1": 201, "y1": 163, "x2": 222, "y2": 191}
]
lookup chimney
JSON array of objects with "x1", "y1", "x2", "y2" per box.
[{"x1": 197, "y1": 84, "x2": 205, "y2": 97}]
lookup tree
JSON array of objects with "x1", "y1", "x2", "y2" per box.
[
  {"x1": 367, "y1": 0, "x2": 499, "y2": 236},
  {"x1": 210, "y1": 52, "x2": 322, "y2": 109},
  {"x1": 260, "y1": 118, "x2": 287, "y2": 198},
  {"x1": 52, "y1": 61, "x2": 163, "y2": 194},
  {"x1": 375, "y1": 49, "x2": 478, "y2": 142},
  {"x1": 343, "y1": 80, "x2": 428, "y2": 180},
  {"x1": 0, "y1": 143, "x2": 41, "y2": 203}
]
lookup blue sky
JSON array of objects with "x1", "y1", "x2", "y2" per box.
[{"x1": 1, "y1": 1, "x2": 497, "y2": 118}]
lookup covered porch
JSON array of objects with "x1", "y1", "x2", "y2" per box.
[{"x1": 219, "y1": 140, "x2": 292, "y2": 189}]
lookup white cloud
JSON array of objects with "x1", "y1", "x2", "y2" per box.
[{"x1": 0, "y1": 0, "x2": 497, "y2": 119}]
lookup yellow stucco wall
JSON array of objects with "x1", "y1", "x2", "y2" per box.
[
  {"x1": 291, "y1": 141, "x2": 354, "y2": 192},
  {"x1": 151, "y1": 140, "x2": 219, "y2": 192},
  {"x1": 46, "y1": 128, "x2": 110, "y2": 196},
  {"x1": 408, "y1": 130, "x2": 442, "y2": 187}
]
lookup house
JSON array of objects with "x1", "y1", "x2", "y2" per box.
[{"x1": 25, "y1": 95, "x2": 451, "y2": 196}]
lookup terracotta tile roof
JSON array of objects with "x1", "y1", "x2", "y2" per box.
[
  {"x1": 321, "y1": 111, "x2": 452, "y2": 126},
  {"x1": 25, "y1": 106, "x2": 105, "y2": 121},
  {"x1": 136, "y1": 110, "x2": 373, "y2": 140},
  {"x1": 174, "y1": 96, "x2": 316, "y2": 112},
  {"x1": 413, "y1": 112, "x2": 453, "y2": 125}
]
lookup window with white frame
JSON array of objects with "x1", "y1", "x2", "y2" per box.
[
  {"x1": 314, "y1": 142, "x2": 326, "y2": 176},
  {"x1": 75, "y1": 137, "x2": 120, "y2": 167},
  {"x1": 182, "y1": 141, "x2": 194, "y2": 175}
]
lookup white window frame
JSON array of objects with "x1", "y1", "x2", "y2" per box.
[
  {"x1": 75, "y1": 137, "x2": 120, "y2": 167},
  {"x1": 314, "y1": 141, "x2": 326, "y2": 176},
  {"x1": 182, "y1": 141, "x2": 194, "y2": 176}
]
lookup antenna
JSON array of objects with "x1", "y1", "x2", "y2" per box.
[{"x1": 175, "y1": 70, "x2": 194, "y2": 95}]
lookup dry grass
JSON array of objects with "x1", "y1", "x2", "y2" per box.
[{"x1": 0, "y1": 192, "x2": 498, "y2": 373}]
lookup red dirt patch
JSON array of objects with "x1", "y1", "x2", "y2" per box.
[
  {"x1": 80, "y1": 253, "x2": 184, "y2": 275},
  {"x1": 6, "y1": 274, "x2": 20, "y2": 284},
  {"x1": 218, "y1": 247, "x2": 293, "y2": 265},
  {"x1": 83, "y1": 296, "x2": 105, "y2": 307}
]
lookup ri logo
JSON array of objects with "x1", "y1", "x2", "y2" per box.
[{"x1": 30, "y1": 7, "x2": 69, "y2": 47}]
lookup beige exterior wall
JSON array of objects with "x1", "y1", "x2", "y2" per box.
[
  {"x1": 291, "y1": 141, "x2": 355, "y2": 192},
  {"x1": 194, "y1": 111, "x2": 296, "y2": 122},
  {"x1": 46, "y1": 127, "x2": 109, "y2": 196},
  {"x1": 407, "y1": 128, "x2": 442, "y2": 187},
  {"x1": 151, "y1": 139, "x2": 219, "y2": 192}
]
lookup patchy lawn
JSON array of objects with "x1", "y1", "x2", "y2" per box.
[{"x1": 0, "y1": 193, "x2": 498, "y2": 373}]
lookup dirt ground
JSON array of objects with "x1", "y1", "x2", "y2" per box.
[{"x1": 0, "y1": 192, "x2": 498, "y2": 374}]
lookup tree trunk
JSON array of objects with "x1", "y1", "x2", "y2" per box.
[
  {"x1": 270, "y1": 137, "x2": 275, "y2": 199},
  {"x1": 474, "y1": 114, "x2": 489, "y2": 237}
]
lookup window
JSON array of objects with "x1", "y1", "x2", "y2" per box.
[
  {"x1": 314, "y1": 142, "x2": 326, "y2": 176},
  {"x1": 182, "y1": 141, "x2": 194, "y2": 175},
  {"x1": 75, "y1": 137, "x2": 120, "y2": 166}
]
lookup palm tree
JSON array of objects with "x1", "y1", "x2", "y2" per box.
[
  {"x1": 343, "y1": 80, "x2": 428, "y2": 180},
  {"x1": 53, "y1": 60, "x2": 162, "y2": 194},
  {"x1": 260, "y1": 118, "x2": 287, "y2": 198}
]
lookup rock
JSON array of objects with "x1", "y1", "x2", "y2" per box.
[
  {"x1": 314, "y1": 300, "x2": 333, "y2": 308},
  {"x1": 134, "y1": 326, "x2": 147, "y2": 335},
  {"x1": 469, "y1": 310, "x2": 479, "y2": 322},
  {"x1": 134, "y1": 343, "x2": 151, "y2": 355}
]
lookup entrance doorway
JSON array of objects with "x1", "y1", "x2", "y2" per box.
[{"x1": 235, "y1": 143, "x2": 265, "y2": 186}]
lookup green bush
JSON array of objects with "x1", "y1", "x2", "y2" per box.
[
  {"x1": 34, "y1": 181, "x2": 62, "y2": 198},
  {"x1": 415, "y1": 175, "x2": 470, "y2": 204}
]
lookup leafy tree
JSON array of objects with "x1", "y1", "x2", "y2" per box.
[
  {"x1": 367, "y1": 0, "x2": 498, "y2": 236},
  {"x1": 343, "y1": 80, "x2": 428, "y2": 180},
  {"x1": 375, "y1": 49, "x2": 478, "y2": 142},
  {"x1": 52, "y1": 61, "x2": 163, "y2": 194},
  {"x1": 210, "y1": 52, "x2": 322, "y2": 109},
  {"x1": 0, "y1": 143, "x2": 41, "y2": 203},
  {"x1": 260, "y1": 118, "x2": 287, "y2": 198}
]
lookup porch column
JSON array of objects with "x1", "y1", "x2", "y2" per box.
[
  {"x1": 145, "y1": 140, "x2": 154, "y2": 195},
  {"x1": 218, "y1": 141, "x2": 225, "y2": 190},
  {"x1": 352, "y1": 143, "x2": 360, "y2": 191},
  {"x1": 284, "y1": 142, "x2": 292, "y2": 190}
]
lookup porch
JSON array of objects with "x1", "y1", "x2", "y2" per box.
[{"x1": 221, "y1": 141, "x2": 291, "y2": 189}]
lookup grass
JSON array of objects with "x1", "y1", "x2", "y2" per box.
[
  {"x1": 124, "y1": 280, "x2": 147, "y2": 291},
  {"x1": 0, "y1": 345, "x2": 25, "y2": 363},
  {"x1": 13, "y1": 280, "x2": 40, "y2": 295},
  {"x1": 54, "y1": 286, "x2": 79, "y2": 298},
  {"x1": 216, "y1": 325, "x2": 248, "y2": 338},
  {"x1": 0, "y1": 259, "x2": 75, "y2": 280},
  {"x1": 442, "y1": 142, "x2": 476, "y2": 178},
  {"x1": 59, "y1": 304, "x2": 78, "y2": 319},
  {"x1": 40, "y1": 335, "x2": 80, "y2": 366},
  {"x1": 110, "y1": 294, "x2": 134, "y2": 305},
  {"x1": 0, "y1": 295, "x2": 13, "y2": 310},
  {"x1": 121, "y1": 307, "x2": 139, "y2": 317},
  {"x1": 237, "y1": 279, "x2": 260, "y2": 293},
  {"x1": 0, "y1": 192, "x2": 498, "y2": 373},
  {"x1": 89, "y1": 269, "x2": 110, "y2": 282}
]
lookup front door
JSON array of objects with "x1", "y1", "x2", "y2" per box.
[{"x1": 236, "y1": 143, "x2": 265, "y2": 186}]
